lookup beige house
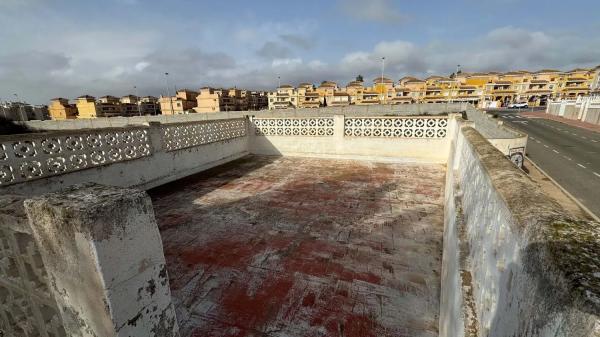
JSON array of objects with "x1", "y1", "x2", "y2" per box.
[
  {"x1": 268, "y1": 85, "x2": 297, "y2": 110},
  {"x1": 48, "y1": 98, "x2": 78, "y2": 120},
  {"x1": 159, "y1": 89, "x2": 198, "y2": 115}
]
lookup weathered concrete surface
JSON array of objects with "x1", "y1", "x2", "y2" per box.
[
  {"x1": 445, "y1": 126, "x2": 600, "y2": 337},
  {"x1": 24, "y1": 184, "x2": 179, "y2": 337},
  {"x1": 150, "y1": 155, "x2": 446, "y2": 337}
]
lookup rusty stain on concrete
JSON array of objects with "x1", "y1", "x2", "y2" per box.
[{"x1": 150, "y1": 155, "x2": 446, "y2": 337}]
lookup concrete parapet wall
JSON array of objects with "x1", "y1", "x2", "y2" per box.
[
  {"x1": 441, "y1": 124, "x2": 600, "y2": 336},
  {"x1": 250, "y1": 115, "x2": 454, "y2": 163},
  {"x1": 0, "y1": 195, "x2": 66, "y2": 337},
  {"x1": 24, "y1": 184, "x2": 179, "y2": 336},
  {"x1": 464, "y1": 107, "x2": 528, "y2": 156},
  {"x1": 1, "y1": 119, "x2": 249, "y2": 196},
  {"x1": 21, "y1": 103, "x2": 467, "y2": 131}
]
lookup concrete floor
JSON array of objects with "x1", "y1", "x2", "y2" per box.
[{"x1": 150, "y1": 155, "x2": 446, "y2": 337}]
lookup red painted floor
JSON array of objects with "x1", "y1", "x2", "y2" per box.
[{"x1": 150, "y1": 155, "x2": 445, "y2": 337}]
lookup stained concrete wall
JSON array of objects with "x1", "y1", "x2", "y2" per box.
[
  {"x1": 1, "y1": 123, "x2": 249, "y2": 196},
  {"x1": 441, "y1": 123, "x2": 600, "y2": 337},
  {"x1": 24, "y1": 184, "x2": 179, "y2": 337}
]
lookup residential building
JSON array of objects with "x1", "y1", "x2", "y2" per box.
[
  {"x1": 159, "y1": 89, "x2": 198, "y2": 115},
  {"x1": 49, "y1": 98, "x2": 78, "y2": 120},
  {"x1": 268, "y1": 85, "x2": 297, "y2": 110},
  {"x1": 0, "y1": 101, "x2": 46, "y2": 121},
  {"x1": 139, "y1": 96, "x2": 160, "y2": 115},
  {"x1": 120, "y1": 95, "x2": 140, "y2": 116},
  {"x1": 329, "y1": 92, "x2": 350, "y2": 106},
  {"x1": 95, "y1": 96, "x2": 123, "y2": 117},
  {"x1": 249, "y1": 91, "x2": 268, "y2": 110},
  {"x1": 373, "y1": 77, "x2": 394, "y2": 103},
  {"x1": 75, "y1": 95, "x2": 100, "y2": 118},
  {"x1": 315, "y1": 81, "x2": 337, "y2": 106}
]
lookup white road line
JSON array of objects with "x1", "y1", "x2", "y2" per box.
[
  {"x1": 535, "y1": 140, "x2": 541, "y2": 143},
  {"x1": 577, "y1": 163, "x2": 587, "y2": 169},
  {"x1": 582, "y1": 136, "x2": 587, "y2": 140},
  {"x1": 594, "y1": 172, "x2": 600, "y2": 178},
  {"x1": 563, "y1": 156, "x2": 572, "y2": 161},
  {"x1": 543, "y1": 144, "x2": 549, "y2": 148},
  {"x1": 592, "y1": 140, "x2": 598, "y2": 143},
  {"x1": 552, "y1": 149, "x2": 559, "y2": 154}
]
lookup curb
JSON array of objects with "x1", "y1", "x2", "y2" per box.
[{"x1": 525, "y1": 157, "x2": 600, "y2": 222}]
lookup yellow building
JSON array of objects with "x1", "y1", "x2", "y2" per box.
[
  {"x1": 48, "y1": 98, "x2": 78, "y2": 120},
  {"x1": 373, "y1": 77, "x2": 394, "y2": 103},
  {"x1": 316, "y1": 81, "x2": 337, "y2": 106},
  {"x1": 268, "y1": 85, "x2": 297, "y2": 110},
  {"x1": 75, "y1": 95, "x2": 99, "y2": 118},
  {"x1": 159, "y1": 89, "x2": 198, "y2": 115}
]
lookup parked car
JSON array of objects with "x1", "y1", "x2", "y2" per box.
[{"x1": 508, "y1": 102, "x2": 528, "y2": 109}]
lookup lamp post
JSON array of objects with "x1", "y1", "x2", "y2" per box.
[
  {"x1": 277, "y1": 76, "x2": 281, "y2": 89},
  {"x1": 380, "y1": 57, "x2": 385, "y2": 103},
  {"x1": 134, "y1": 86, "x2": 141, "y2": 116},
  {"x1": 165, "y1": 72, "x2": 175, "y2": 115}
]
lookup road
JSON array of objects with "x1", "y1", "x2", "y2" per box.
[{"x1": 490, "y1": 109, "x2": 600, "y2": 218}]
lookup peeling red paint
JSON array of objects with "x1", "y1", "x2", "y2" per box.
[{"x1": 151, "y1": 156, "x2": 445, "y2": 337}]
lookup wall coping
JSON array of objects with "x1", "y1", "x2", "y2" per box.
[{"x1": 461, "y1": 126, "x2": 600, "y2": 315}]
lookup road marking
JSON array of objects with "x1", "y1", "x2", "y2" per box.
[
  {"x1": 543, "y1": 144, "x2": 549, "y2": 148},
  {"x1": 563, "y1": 156, "x2": 572, "y2": 161},
  {"x1": 577, "y1": 163, "x2": 587, "y2": 169},
  {"x1": 530, "y1": 136, "x2": 535, "y2": 140},
  {"x1": 592, "y1": 140, "x2": 598, "y2": 143},
  {"x1": 552, "y1": 149, "x2": 559, "y2": 154},
  {"x1": 594, "y1": 172, "x2": 600, "y2": 178},
  {"x1": 535, "y1": 140, "x2": 541, "y2": 143},
  {"x1": 582, "y1": 136, "x2": 587, "y2": 140}
]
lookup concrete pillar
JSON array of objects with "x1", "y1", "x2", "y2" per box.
[
  {"x1": 148, "y1": 122, "x2": 165, "y2": 154},
  {"x1": 24, "y1": 184, "x2": 179, "y2": 337}
]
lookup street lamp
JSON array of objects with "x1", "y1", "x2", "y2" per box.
[
  {"x1": 380, "y1": 57, "x2": 386, "y2": 103},
  {"x1": 277, "y1": 76, "x2": 281, "y2": 89},
  {"x1": 134, "y1": 86, "x2": 141, "y2": 116},
  {"x1": 165, "y1": 72, "x2": 175, "y2": 115}
]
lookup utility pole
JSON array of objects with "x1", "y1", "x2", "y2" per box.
[
  {"x1": 277, "y1": 76, "x2": 281, "y2": 89},
  {"x1": 134, "y1": 86, "x2": 142, "y2": 116},
  {"x1": 165, "y1": 72, "x2": 175, "y2": 115}
]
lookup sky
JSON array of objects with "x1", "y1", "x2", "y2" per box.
[{"x1": 1, "y1": 0, "x2": 599, "y2": 104}]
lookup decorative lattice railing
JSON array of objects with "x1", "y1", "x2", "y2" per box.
[
  {"x1": 161, "y1": 118, "x2": 247, "y2": 151},
  {"x1": 344, "y1": 117, "x2": 448, "y2": 138},
  {"x1": 0, "y1": 196, "x2": 66, "y2": 337},
  {"x1": 252, "y1": 118, "x2": 335, "y2": 136},
  {"x1": 0, "y1": 127, "x2": 151, "y2": 186}
]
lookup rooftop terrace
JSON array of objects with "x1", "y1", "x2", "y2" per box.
[
  {"x1": 151, "y1": 156, "x2": 445, "y2": 336},
  {"x1": 1, "y1": 104, "x2": 598, "y2": 337}
]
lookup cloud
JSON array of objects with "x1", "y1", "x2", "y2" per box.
[
  {"x1": 339, "y1": 0, "x2": 407, "y2": 24},
  {"x1": 2, "y1": 20, "x2": 600, "y2": 105},
  {"x1": 279, "y1": 34, "x2": 315, "y2": 50},
  {"x1": 257, "y1": 41, "x2": 292, "y2": 60}
]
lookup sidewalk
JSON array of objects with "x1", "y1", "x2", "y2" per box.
[{"x1": 521, "y1": 111, "x2": 600, "y2": 133}]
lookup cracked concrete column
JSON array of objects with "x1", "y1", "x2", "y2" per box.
[{"x1": 24, "y1": 183, "x2": 179, "y2": 337}]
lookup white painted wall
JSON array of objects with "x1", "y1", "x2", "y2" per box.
[{"x1": 441, "y1": 124, "x2": 600, "y2": 337}]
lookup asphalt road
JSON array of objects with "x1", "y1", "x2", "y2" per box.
[{"x1": 489, "y1": 110, "x2": 600, "y2": 218}]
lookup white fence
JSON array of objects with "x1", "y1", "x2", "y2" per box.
[{"x1": 547, "y1": 96, "x2": 600, "y2": 125}]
